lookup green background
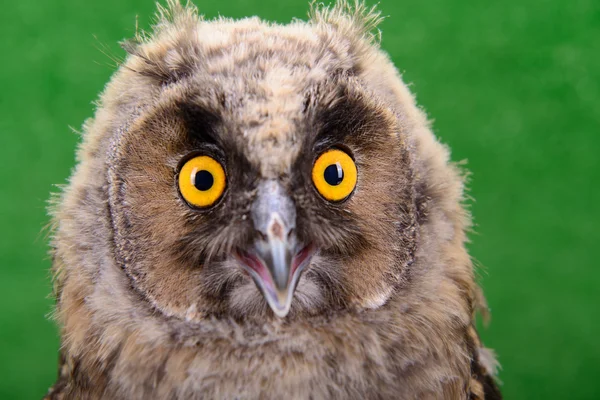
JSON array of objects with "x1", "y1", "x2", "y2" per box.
[{"x1": 1, "y1": 0, "x2": 598, "y2": 398}]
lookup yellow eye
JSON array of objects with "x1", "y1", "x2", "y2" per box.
[
  {"x1": 178, "y1": 155, "x2": 226, "y2": 208},
  {"x1": 312, "y1": 149, "x2": 357, "y2": 202}
]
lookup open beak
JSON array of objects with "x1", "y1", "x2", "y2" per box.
[{"x1": 234, "y1": 180, "x2": 315, "y2": 317}]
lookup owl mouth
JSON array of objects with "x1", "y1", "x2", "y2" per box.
[
  {"x1": 233, "y1": 179, "x2": 317, "y2": 318},
  {"x1": 234, "y1": 242, "x2": 316, "y2": 318}
]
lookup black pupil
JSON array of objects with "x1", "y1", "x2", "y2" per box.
[
  {"x1": 194, "y1": 170, "x2": 214, "y2": 191},
  {"x1": 324, "y1": 163, "x2": 344, "y2": 186}
]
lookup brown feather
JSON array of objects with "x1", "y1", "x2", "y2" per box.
[{"x1": 47, "y1": 1, "x2": 501, "y2": 398}]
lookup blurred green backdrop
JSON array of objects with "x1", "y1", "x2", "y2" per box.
[{"x1": 1, "y1": 0, "x2": 598, "y2": 398}]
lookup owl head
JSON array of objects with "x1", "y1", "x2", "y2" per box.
[{"x1": 54, "y1": 1, "x2": 456, "y2": 323}]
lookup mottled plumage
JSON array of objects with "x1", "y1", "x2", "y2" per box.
[{"x1": 46, "y1": 1, "x2": 501, "y2": 398}]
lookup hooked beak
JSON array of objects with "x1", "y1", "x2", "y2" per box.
[{"x1": 234, "y1": 180, "x2": 315, "y2": 317}]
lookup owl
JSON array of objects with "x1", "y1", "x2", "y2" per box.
[{"x1": 46, "y1": 1, "x2": 501, "y2": 399}]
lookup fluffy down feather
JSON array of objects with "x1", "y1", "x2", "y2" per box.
[{"x1": 46, "y1": 1, "x2": 501, "y2": 398}]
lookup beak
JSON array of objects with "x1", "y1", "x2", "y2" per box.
[{"x1": 234, "y1": 180, "x2": 315, "y2": 317}]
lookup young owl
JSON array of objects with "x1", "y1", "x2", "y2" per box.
[{"x1": 46, "y1": 1, "x2": 501, "y2": 399}]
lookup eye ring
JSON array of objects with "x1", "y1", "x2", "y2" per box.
[
  {"x1": 312, "y1": 148, "x2": 357, "y2": 202},
  {"x1": 178, "y1": 155, "x2": 226, "y2": 208}
]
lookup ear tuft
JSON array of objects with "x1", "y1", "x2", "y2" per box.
[
  {"x1": 154, "y1": 0, "x2": 200, "y2": 33},
  {"x1": 120, "y1": 0, "x2": 202, "y2": 85},
  {"x1": 309, "y1": 0, "x2": 384, "y2": 46}
]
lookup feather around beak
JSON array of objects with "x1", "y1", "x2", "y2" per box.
[{"x1": 234, "y1": 180, "x2": 315, "y2": 317}]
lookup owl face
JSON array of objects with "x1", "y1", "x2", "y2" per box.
[{"x1": 106, "y1": 17, "x2": 417, "y2": 320}]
